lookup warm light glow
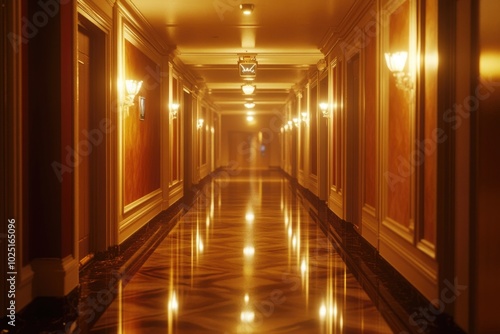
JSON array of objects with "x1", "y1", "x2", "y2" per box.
[
  {"x1": 241, "y1": 83, "x2": 256, "y2": 95},
  {"x1": 240, "y1": 311, "x2": 255, "y2": 322},
  {"x1": 245, "y1": 212, "x2": 255, "y2": 222},
  {"x1": 125, "y1": 80, "x2": 142, "y2": 96},
  {"x1": 246, "y1": 111, "x2": 255, "y2": 116},
  {"x1": 240, "y1": 3, "x2": 254, "y2": 15},
  {"x1": 480, "y1": 52, "x2": 500, "y2": 76},
  {"x1": 244, "y1": 102, "x2": 255, "y2": 108},
  {"x1": 301, "y1": 112, "x2": 308, "y2": 122},
  {"x1": 168, "y1": 291, "x2": 179, "y2": 312},
  {"x1": 170, "y1": 103, "x2": 179, "y2": 119},
  {"x1": 197, "y1": 119, "x2": 204, "y2": 129},
  {"x1": 246, "y1": 115, "x2": 254, "y2": 122},
  {"x1": 244, "y1": 293, "x2": 250, "y2": 304},
  {"x1": 301, "y1": 258, "x2": 307, "y2": 274},
  {"x1": 319, "y1": 303, "x2": 327, "y2": 319},
  {"x1": 319, "y1": 102, "x2": 329, "y2": 118},
  {"x1": 243, "y1": 246, "x2": 255, "y2": 256},
  {"x1": 124, "y1": 80, "x2": 143, "y2": 107},
  {"x1": 384, "y1": 51, "x2": 408, "y2": 72}
]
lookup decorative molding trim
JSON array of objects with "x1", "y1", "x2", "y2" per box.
[
  {"x1": 379, "y1": 229, "x2": 438, "y2": 301},
  {"x1": 116, "y1": 0, "x2": 168, "y2": 55},
  {"x1": 119, "y1": 196, "x2": 163, "y2": 243},
  {"x1": 78, "y1": 0, "x2": 112, "y2": 30},
  {"x1": 169, "y1": 182, "x2": 184, "y2": 206},
  {"x1": 320, "y1": 0, "x2": 376, "y2": 56},
  {"x1": 382, "y1": 216, "x2": 414, "y2": 243},
  {"x1": 123, "y1": 188, "x2": 162, "y2": 214}
]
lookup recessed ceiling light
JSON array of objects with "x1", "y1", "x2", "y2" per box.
[{"x1": 240, "y1": 4, "x2": 254, "y2": 15}]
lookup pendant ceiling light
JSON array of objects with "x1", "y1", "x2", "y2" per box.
[
  {"x1": 241, "y1": 83, "x2": 256, "y2": 95},
  {"x1": 240, "y1": 4, "x2": 254, "y2": 15}
]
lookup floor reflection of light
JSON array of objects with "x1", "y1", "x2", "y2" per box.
[
  {"x1": 300, "y1": 258, "x2": 307, "y2": 274},
  {"x1": 240, "y1": 293, "x2": 255, "y2": 325},
  {"x1": 245, "y1": 211, "x2": 255, "y2": 223},
  {"x1": 240, "y1": 311, "x2": 255, "y2": 322},
  {"x1": 168, "y1": 291, "x2": 179, "y2": 312},
  {"x1": 319, "y1": 303, "x2": 326, "y2": 319},
  {"x1": 243, "y1": 246, "x2": 255, "y2": 256},
  {"x1": 292, "y1": 235, "x2": 297, "y2": 249}
]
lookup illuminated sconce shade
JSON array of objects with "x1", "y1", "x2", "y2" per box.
[
  {"x1": 240, "y1": 3, "x2": 254, "y2": 15},
  {"x1": 244, "y1": 101, "x2": 255, "y2": 108},
  {"x1": 124, "y1": 80, "x2": 143, "y2": 107},
  {"x1": 197, "y1": 119, "x2": 204, "y2": 129},
  {"x1": 385, "y1": 52, "x2": 408, "y2": 72},
  {"x1": 319, "y1": 102, "x2": 329, "y2": 118},
  {"x1": 384, "y1": 51, "x2": 413, "y2": 92},
  {"x1": 241, "y1": 83, "x2": 256, "y2": 95},
  {"x1": 170, "y1": 103, "x2": 179, "y2": 119},
  {"x1": 301, "y1": 112, "x2": 308, "y2": 122}
]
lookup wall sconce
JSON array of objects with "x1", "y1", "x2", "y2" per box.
[
  {"x1": 241, "y1": 83, "x2": 256, "y2": 95},
  {"x1": 124, "y1": 80, "x2": 143, "y2": 107},
  {"x1": 319, "y1": 102, "x2": 329, "y2": 118},
  {"x1": 384, "y1": 51, "x2": 413, "y2": 92},
  {"x1": 197, "y1": 119, "x2": 204, "y2": 129},
  {"x1": 170, "y1": 103, "x2": 179, "y2": 119},
  {"x1": 301, "y1": 112, "x2": 309, "y2": 123}
]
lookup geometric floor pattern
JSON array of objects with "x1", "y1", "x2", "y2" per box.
[{"x1": 90, "y1": 171, "x2": 393, "y2": 333}]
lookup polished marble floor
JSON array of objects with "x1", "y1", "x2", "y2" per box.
[{"x1": 90, "y1": 170, "x2": 393, "y2": 333}]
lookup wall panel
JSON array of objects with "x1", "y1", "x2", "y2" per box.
[{"x1": 123, "y1": 40, "x2": 161, "y2": 206}]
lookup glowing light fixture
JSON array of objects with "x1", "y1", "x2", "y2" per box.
[
  {"x1": 301, "y1": 112, "x2": 308, "y2": 123},
  {"x1": 385, "y1": 51, "x2": 407, "y2": 72},
  {"x1": 384, "y1": 51, "x2": 414, "y2": 92},
  {"x1": 241, "y1": 83, "x2": 256, "y2": 95},
  {"x1": 319, "y1": 102, "x2": 329, "y2": 118},
  {"x1": 124, "y1": 80, "x2": 143, "y2": 107},
  {"x1": 246, "y1": 115, "x2": 254, "y2": 122},
  {"x1": 240, "y1": 3, "x2": 254, "y2": 15},
  {"x1": 170, "y1": 103, "x2": 179, "y2": 119},
  {"x1": 197, "y1": 119, "x2": 204, "y2": 129}
]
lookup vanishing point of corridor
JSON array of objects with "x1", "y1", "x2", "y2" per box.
[{"x1": 90, "y1": 170, "x2": 392, "y2": 333}]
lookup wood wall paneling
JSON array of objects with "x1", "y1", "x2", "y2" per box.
[
  {"x1": 123, "y1": 40, "x2": 161, "y2": 206},
  {"x1": 364, "y1": 37, "x2": 377, "y2": 210},
  {"x1": 422, "y1": 0, "x2": 438, "y2": 247},
  {"x1": 386, "y1": 0, "x2": 411, "y2": 229},
  {"x1": 310, "y1": 83, "x2": 318, "y2": 176}
]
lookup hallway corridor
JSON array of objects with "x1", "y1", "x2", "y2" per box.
[{"x1": 90, "y1": 170, "x2": 392, "y2": 333}]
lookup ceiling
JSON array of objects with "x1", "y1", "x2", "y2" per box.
[{"x1": 129, "y1": 0, "x2": 356, "y2": 115}]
